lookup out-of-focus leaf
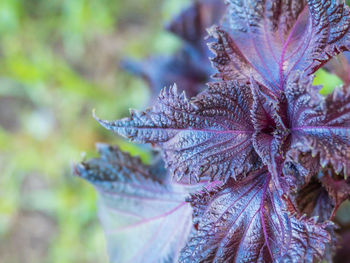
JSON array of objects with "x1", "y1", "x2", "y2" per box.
[
  {"x1": 166, "y1": 0, "x2": 225, "y2": 51},
  {"x1": 122, "y1": 0, "x2": 226, "y2": 101},
  {"x1": 323, "y1": 52, "x2": 350, "y2": 87},
  {"x1": 75, "y1": 143, "x2": 199, "y2": 263},
  {"x1": 313, "y1": 69, "x2": 344, "y2": 95},
  {"x1": 296, "y1": 177, "x2": 333, "y2": 221},
  {"x1": 320, "y1": 169, "x2": 350, "y2": 218}
]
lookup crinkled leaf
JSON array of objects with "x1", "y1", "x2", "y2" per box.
[
  {"x1": 210, "y1": 0, "x2": 350, "y2": 94},
  {"x1": 286, "y1": 154, "x2": 342, "y2": 260},
  {"x1": 75, "y1": 144, "x2": 195, "y2": 263},
  {"x1": 285, "y1": 149, "x2": 321, "y2": 181},
  {"x1": 95, "y1": 84, "x2": 260, "y2": 182},
  {"x1": 180, "y1": 168, "x2": 331, "y2": 263},
  {"x1": 250, "y1": 78, "x2": 289, "y2": 172},
  {"x1": 77, "y1": 1, "x2": 350, "y2": 262},
  {"x1": 287, "y1": 73, "x2": 350, "y2": 176},
  {"x1": 283, "y1": 149, "x2": 322, "y2": 194}
]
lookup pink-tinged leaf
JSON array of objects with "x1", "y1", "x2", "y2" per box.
[
  {"x1": 210, "y1": 0, "x2": 350, "y2": 94},
  {"x1": 180, "y1": 168, "x2": 331, "y2": 263},
  {"x1": 287, "y1": 72, "x2": 350, "y2": 177},
  {"x1": 94, "y1": 83, "x2": 260, "y2": 182},
  {"x1": 75, "y1": 144, "x2": 198, "y2": 263}
]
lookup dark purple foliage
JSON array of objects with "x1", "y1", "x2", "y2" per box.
[
  {"x1": 334, "y1": 228, "x2": 350, "y2": 262},
  {"x1": 76, "y1": 0, "x2": 350, "y2": 262},
  {"x1": 181, "y1": 168, "x2": 330, "y2": 262},
  {"x1": 95, "y1": 82, "x2": 261, "y2": 182}
]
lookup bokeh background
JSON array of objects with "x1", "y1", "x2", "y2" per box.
[
  {"x1": 0, "y1": 0, "x2": 189, "y2": 262},
  {"x1": 0, "y1": 1, "x2": 349, "y2": 263}
]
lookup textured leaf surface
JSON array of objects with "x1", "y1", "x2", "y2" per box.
[
  {"x1": 75, "y1": 144, "x2": 195, "y2": 263},
  {"x1": 74, "y1": 1, "x2": 350, "y2": 262},
  {"x1": 95, "y1": 84, "x2": 260, "y2": 182},
  {"x1": 180, "y1": 168, "x2": 331, "y2": 263},
  {"x1": 283, "y1": 149, "x2": 322, "y2": 195},
  {"x1": 287, "y1": 73, "x2": 350, "y2": 176},
  {"x1": 285, "y1": 149, "x2": 321, "y2": 177},
  {"x1": 250, "y1": 79, "x2": 289, "y2": 171},
  {"x1": 293, "y1": 166, "x2": 342, "y2": 261},
  {"x1": 210, "y1": 0, "x2": 350, "y2": 94}
]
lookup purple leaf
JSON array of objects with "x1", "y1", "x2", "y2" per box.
[
  {"x1": 94, "y1": 83, "x2": 260, "y2": 182},
  {"x1": 78, "y1": 0, "x2": 350, "y2": 261},
  {"x1": 282, "y1": 149, "x2": 322, "y2": 194},
  {"x1": 75, "y1": 144, "x2": 199, "y2": 263},
  {"x1": 121, "y1": 49, "x2": 209, "y2": 100},
  {"x1": 320, "y1": 168, "x2": 350, "y2": 218},
  {"x1": 180, "y1": 168, "x2": 331, "y2": 263},
  {"x1": 210, "y1": 0, "x2": 350, "y2": 94},
  {"x1": 334, "y1": 229, "x2": 350, "y2": 263},
  {"x1": 289, "y1": 161, "x2": 345, "y2": 262},
  {"x1": 250, "y1": 78, "x2": 289, "y2": 172},
  {"x1": 296, "y1": 168, "x2": 350, "y2": 223},
  {"x1": 285, "y1": 149, "x2": 321, "y2": 179},
  {"x1": 296, "y1": 177, "x2": 334, "y2": 221},
  {"x1": 286, "y1": 72, "x2": 350, "y2": 176}
]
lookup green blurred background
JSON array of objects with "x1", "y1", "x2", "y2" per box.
[
  {"x1": 0, "y1": 0, "x2": 190, "y2": 262},
  {"x1": 0, "y1": 0, "x2": 348, "y2": 263}
]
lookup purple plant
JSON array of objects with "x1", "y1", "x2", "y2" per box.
[{"x1": 75, "y1": 0, "x2": 350, "y2": 262}]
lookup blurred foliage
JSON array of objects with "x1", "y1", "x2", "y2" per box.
[
  {"x1": 0, "y1": 0, "x2": 189, "y2": 262},
  {"x1": 0, "y1": 0, "x2": 347, "y2": 262},
  {"x1": 313, "y1": 69, "x2": 343, "y2": 95}
]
